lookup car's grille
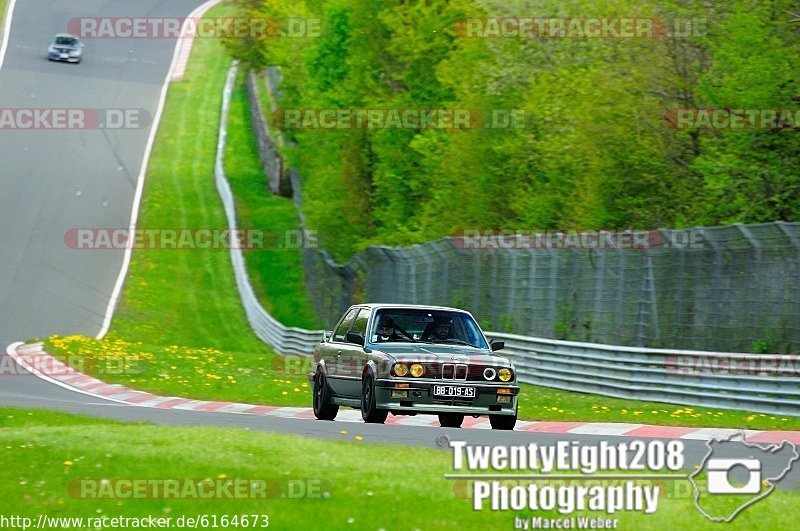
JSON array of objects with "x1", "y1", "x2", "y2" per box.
[
  {"x1": 441, "y1": 363, "x2": 468, "y2": 380},
  {"x1": 415, "y1": 362, "x2": 499, "y2": 381}
]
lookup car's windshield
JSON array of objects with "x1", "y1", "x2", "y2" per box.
[
  {"x1": 54, "y1": 36, "x2": 77, "y2": 46},
  {"x1": 370, "y1": 309, "x2": 488, "y2": 349}
]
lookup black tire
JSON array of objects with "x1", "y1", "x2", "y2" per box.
[
  {"x1": 489, "y1": 413, "x2": 517, "y2": 430},
  {"x1": 361, "y1": 373, "x2": 388, "y2": 423},
  {"x1": 438, "y1": 413, "x2": 465, "y2": 428},
  {"x1": 313, "y1": 371, "x2": 339, "y2": 420}
]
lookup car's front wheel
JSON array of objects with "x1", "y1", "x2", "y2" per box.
[
  {"x1": 313, "y1": 371, "x2": 339, "y2": 420},
  {"x1": 361, "y1": 373, "x2": 388, "y2": 423},
  {"x1": 489, "y1": 412, "x2": 517, "y2": 430},
  {"x1": 438, "y1": 413, "x2": 465, "y2": 428}
]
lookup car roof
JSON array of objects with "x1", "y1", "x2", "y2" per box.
[
  {"x1": 353, "y1": 303, "x2": 471, "y2": 313},
  {"x1": 54, "y1": 33, "x2": 79, "y2": 39}
]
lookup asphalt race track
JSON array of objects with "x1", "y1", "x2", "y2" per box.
[
  {"x1": 0, "y1": 0, "x2": 205, "y2": 343},
  {"x1": 0, "y1": 1, "x2": 205, "y2": 422},
  {"x1": 0, "y1": 1, "x2": 797, "y2": 490}
]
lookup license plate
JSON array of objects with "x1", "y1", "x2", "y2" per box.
[
  {"x1": 60, "y1": 53, "x2": 69, "y2": 59},
  {"x1": 432, "y1": 385, "x2": 475, "y2": 398}
]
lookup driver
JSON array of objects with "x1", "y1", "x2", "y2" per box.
[
  {"x1": 376, "y1": 318, "x2": 402, "y2": 342},
  {"x1": 432, "y1": 318, "x2": 453, "y2": 341}
]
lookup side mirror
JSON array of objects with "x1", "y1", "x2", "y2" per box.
[
  {"x1": 323, "y1": 330, "x2": 333, "y2": 342},
  {"x1": 346, "y1": 331, "x2": 365, "y2": 346},
  {"x1": 490, "y1": 339, "x2": 505, "y2": 351}
]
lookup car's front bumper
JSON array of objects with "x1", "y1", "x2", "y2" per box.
[
  {"x1": 48, "y1": 53, "x2": 81, "y2": 62},
  {"x1": 373, "y1": 378, "x2": 519, "y2": 416}
]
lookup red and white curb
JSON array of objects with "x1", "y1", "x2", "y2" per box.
[
  {"x1": 170, "y1": 0, "x2": 224, "y2": 82},
  {"x1": 7, "y1": 342, "x2": 800, "y2": 443}
]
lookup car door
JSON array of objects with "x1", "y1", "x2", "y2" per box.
[
  {"x1": 325, "y1": 307, "x2": 359, "y2": 395},
  {"x1": 338, "y1": 308, "x2": 371, "y2": 397}
]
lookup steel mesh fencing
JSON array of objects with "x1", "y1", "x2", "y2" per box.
[{"x1": 295, "y1": 225, "x2": 800, "y2": 354}]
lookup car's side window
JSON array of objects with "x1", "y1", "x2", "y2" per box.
[
  {"x1": 332, "y1": 308, "x2": 359, "y2": 342},
  {"x1": 351, "y1": 309, "x2": 370, "y2": 337}
]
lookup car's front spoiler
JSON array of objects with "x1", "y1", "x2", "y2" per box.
[
  {"x1": 373, "y1": 378, "x2": 518, "y2": 416},
  {"x1": 48, "y1": 55, "x2": 80, "y2": 62}
]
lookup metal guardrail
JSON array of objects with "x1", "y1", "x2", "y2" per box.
[
  {"x1": 216, "y1": 62, "x2": 324, "y2": 355},
  {"x1": 217, "y1": 63, "x2": 798, "y2": 415},
  {"x1": 486, "y1": 332, "x2": 800, "y2": 416}
]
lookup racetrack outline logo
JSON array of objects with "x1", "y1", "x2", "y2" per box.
[{"x1": 689, "y1": 432, "x2": 799, "y2": 523}]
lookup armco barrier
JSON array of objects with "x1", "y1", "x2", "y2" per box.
[
  {"x1": 216, "y1": 63, "x2": 799, "y2": 415},
  {"x1": 215, "y1": 62, "x2": 322, "y2": 355},
  {"x1": 488, "y1": 333, "x2": 800, "y2": 416}
]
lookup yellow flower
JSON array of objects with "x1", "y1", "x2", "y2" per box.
[{"x1": 64, "y1": 461, "x2": 73, "y2": 466}]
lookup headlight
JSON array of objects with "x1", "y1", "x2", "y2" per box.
[
  {"x1": 483, "y1": 367, "x2": 497, "y2": 381},
  {"x1": 498, "y1": 368, "x2": 512, "y2": 382},
  {"x1": 393, "y1": 363, "x2": 408, "y2": 377},
  {"x1": 48, "y1": 46, "x2": 56, "y2": 52},
  {"x1": 69, "y1": 51, "x2": 80, "y2": 56},
  {"x1": 410, "y1": 363, "x2": 425, "y2": 377}
]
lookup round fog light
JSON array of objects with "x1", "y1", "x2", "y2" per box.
[
  {"x1": 394, "y1": 363, "x2": 408, "y2": 377},
  {"x1": 498, "y1": 368, "x2": 512, "y2": 382},
  {"x1": 483, "y1": 368, "x2": 497, "y2": 380},
  {"x1": 410, "y1": 363, "x2": 425, "y2": 377}
]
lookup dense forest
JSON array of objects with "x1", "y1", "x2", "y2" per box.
[{"x1": 226, "y1": 0, "x2": 800, "y2": 261}]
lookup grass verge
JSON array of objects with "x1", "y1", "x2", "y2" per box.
[
  {"x1": 224, "y1": 69, "x2": 321, "y2": 329},
  {"x1": 1, "y1": 408, "x2": 798, "y2": 531},
  {"x1": 515, "y1": 383, "x2": 800, "y2": 430},
  {"x1": 0, "y1": 0, "x2": 9, "y2": 41}
]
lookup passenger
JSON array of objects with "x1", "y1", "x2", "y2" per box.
[{"x1": 376, "y1": 319, "x2": 402, "y2": 342}]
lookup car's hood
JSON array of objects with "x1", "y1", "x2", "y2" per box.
[{"x1": 371, "y1": 343, "x2": 512, "y2": 367}]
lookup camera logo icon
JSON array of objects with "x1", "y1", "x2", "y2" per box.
[
  {"x1": 690, "y1": 432, "x2": 799, "y2": 522},
  {"x1": 706, "y1": 458, "x2": 761, "y2": 494}
]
